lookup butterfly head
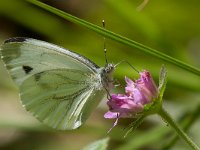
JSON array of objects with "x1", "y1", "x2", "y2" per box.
[{"x1": 104, "y1": 63, "x2": 115, "y2": 74}]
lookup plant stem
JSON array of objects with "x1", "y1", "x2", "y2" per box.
[
  {"x1": 161, "y1": 104, "x2": 200, "y2": 150},
  {"x1": 158, "y1": 107, "x2": 200, "y2": 150}
]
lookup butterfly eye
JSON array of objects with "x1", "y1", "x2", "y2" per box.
[{"x1": 106, "y1": 64, "x2": 115, "y2": 73}]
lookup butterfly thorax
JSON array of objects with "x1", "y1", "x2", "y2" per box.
[{"x1": 99, "y1": 63, "x2": 115, "y2": 92}]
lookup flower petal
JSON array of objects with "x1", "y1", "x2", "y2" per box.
[
  {"x1": 136, "y1": 71, "x2": 158, "y2": 98},
  {"x1": 104, "y1": 111, "x2": 118, "y2": 119}
]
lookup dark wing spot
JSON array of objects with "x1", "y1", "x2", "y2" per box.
[
  {"x1": 4, "y1": 37, "x2": 27, "y2": 43},
  {"x1": 23, "y1": 65, "x2": 33, "y2": 74}
]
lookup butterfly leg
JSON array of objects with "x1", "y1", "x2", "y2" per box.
[
  {"x1": 113, "y1": 79, "x2": 121, "y2": 87},
  {"x1": 107, "y1": 113, "x2": 120, "y2": 133}
]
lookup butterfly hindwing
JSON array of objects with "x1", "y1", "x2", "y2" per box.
[
  {"x1": 0, "y1": 37, "x2": 105, "y2": 130},
  {"x1": 20, "y1": 69, "x2": 105, "y2": 129}
]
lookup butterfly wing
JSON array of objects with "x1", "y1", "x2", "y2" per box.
[
  {"x1": 20, "y1": 69, "x2": 105, "y2": 130},
  {"x1": 0, "y1": 37, "x2": 105, "y2": 130}
]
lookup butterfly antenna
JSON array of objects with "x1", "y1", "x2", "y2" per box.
[
  {"x1": 115, "y1": 60, "x2": 139, "y2": 73},
  {"x1": 102, "y1": 20, "x2": 108, "y2": 64}
]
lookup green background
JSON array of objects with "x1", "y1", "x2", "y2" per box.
[{"x1": 0, "y1": 0, "x2": 199, "y2": 149}]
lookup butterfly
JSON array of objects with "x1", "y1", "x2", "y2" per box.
[{"x1": 0, "y1": 37, "x2": 115, "y2": 130}]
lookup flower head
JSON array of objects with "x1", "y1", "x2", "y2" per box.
[{"x1": 104, "y1": 70, "x2": 158, "y2": 130}]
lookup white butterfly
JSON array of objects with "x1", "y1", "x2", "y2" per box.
[{"x1": 0, "y1": 37, "x2": 115, "y2": 130}]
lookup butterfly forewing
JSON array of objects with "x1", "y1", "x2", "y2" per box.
[
  {"x1": 1, "y1": 38, "x2": 98, "y2": 86},
  {"x1": 0, "y1": 38, "x2": 106, "y2": 130}
]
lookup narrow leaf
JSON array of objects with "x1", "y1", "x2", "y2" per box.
[{"x1": 27, "y1": 0, "x2": 200, "y2": 76}]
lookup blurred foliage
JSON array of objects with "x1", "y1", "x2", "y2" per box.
[
  {"x1": 83, "y1": 137, "x2": 109, "y2": 150},
  {"x1": 0, "y1": 0, "x2": 200, "y2": 150}
]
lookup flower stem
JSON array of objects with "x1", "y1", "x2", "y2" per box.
[
  {"x1": 158, "y1": 107, "x2": 200, "y2": 150},
  {"x1": 161, "y1": 104, "x2": 200, "y2": 150}
]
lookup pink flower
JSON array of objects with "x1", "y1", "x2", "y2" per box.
[
  {"x1": 104, "y1": 70, "x2": 158, "y2": 130},
  {"x1": 104, "y1": 94, "x2": 143, "y2": 119}
]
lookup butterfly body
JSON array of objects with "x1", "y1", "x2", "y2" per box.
[{"x1": 0, "y1": 37, "x2": 114, "y2": 130}]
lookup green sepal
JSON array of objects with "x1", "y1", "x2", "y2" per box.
[{"x1": 158, "y1": 65, "x2": 168, "y2": 102}]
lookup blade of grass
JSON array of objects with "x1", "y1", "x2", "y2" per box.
[
  {"x1": 27, "y1": 0, "x2": 200, "y2": 76},
  {"x1": 104, "y1": 0, "x2": 160, "y2": 41}
]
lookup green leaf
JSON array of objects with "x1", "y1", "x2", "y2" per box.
[
  {"x1": 27, "y1": 0, "x2": 200, "y2": 76},
  {"x1": 83, "y1": 137, "x2": 109, "y2": 150},
  {"x1": 158, "y1": 65, "x2": 168, "y2": 101}
]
